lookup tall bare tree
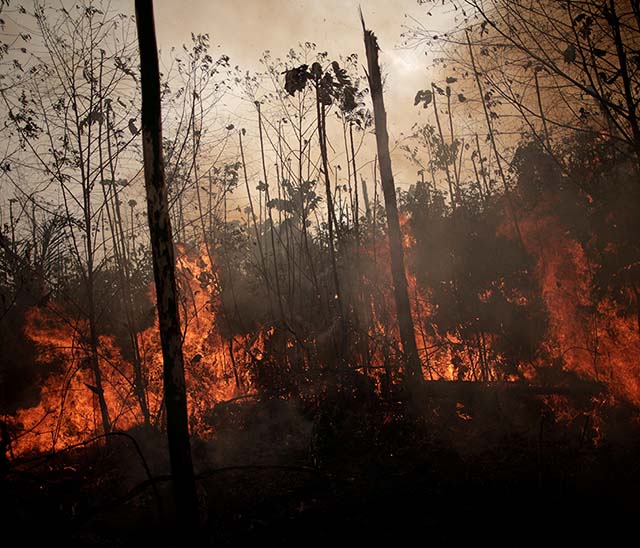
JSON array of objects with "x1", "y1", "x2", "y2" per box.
[
  {"x1": 134, "y1": 0, "x2": 199, "y2": 530},
  {"x1": 362, "y1": 17, "x2": 424, "y2": 395}
]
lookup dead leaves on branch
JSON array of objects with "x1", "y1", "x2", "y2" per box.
[{"x1": 283, "y1": 59, "x2": 367, "y2": 124}]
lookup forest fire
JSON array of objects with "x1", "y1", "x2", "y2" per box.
[
  {"x1": 2, "y1": 0, "x2": 639, "y2": 544},
  {"x1": 11, "y1": 248, "x2": 256, "y2": 455},
  {"x1": 516, "y1": 205, "x2": 640, "y2": 406},
  {"x1": 12, "y1": 198, "x2": 637, "y2": 458},
  {"x1": 14, "y1": 304, "x2": 141, "y2": 455}
]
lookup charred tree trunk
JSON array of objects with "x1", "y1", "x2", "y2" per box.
[
  {"x1": 83, "y1": 176, "x2": 110, "y2": 436},
  {"x1": 134, "y1": 0, "x2": 199, "y2": 530},
  {"x1": 362, "y1": 20, "x2": 423, "y2": 395},
  {"x1": 86, "y1": 281, "x2": 111, "y2": 435}
]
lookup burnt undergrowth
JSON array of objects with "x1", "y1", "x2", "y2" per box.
[{"x1": 3, "y1": 387, "x2": 639, "y2": 546}]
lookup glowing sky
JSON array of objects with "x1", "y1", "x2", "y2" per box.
[{"x1": 149, "y1": 0, "x2": 455, "y2": 182}]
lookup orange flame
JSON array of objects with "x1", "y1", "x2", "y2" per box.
[
  {"x1": 11, "y1": 246, "x2": 257, "y2": 456},
  {"x1": 513, "y1": 210, "x2": 640, "y2": 405}
]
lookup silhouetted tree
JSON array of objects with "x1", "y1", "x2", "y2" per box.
[
  {"x1": 362, "y1": 17, "x2": 424, "y2": 395},
  {"x1": 134, "y1": 0, "x2": 199, "y2": 531}
]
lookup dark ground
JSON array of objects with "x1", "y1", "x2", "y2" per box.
[{"x1": 2, "y1": 389, "x2": 639, "y2": 546}]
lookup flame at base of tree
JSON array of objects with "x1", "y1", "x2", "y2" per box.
[{"x1": 10, "y1": 247, "x2": 258, "y2": 456}]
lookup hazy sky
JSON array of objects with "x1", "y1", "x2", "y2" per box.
[
  {"x1": 0, "y1": 0, "x2": 458, "y2": 222},
  {"x1": 153, "y1": 0, "x2": 430, "y2": 90},
  {"x1": 148, "y1": 0, "x2": 455, "y2": 182}
]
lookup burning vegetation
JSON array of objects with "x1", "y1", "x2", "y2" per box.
[{"x1": 1, "y1": 0, "x2": 640, "y2": 545}]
